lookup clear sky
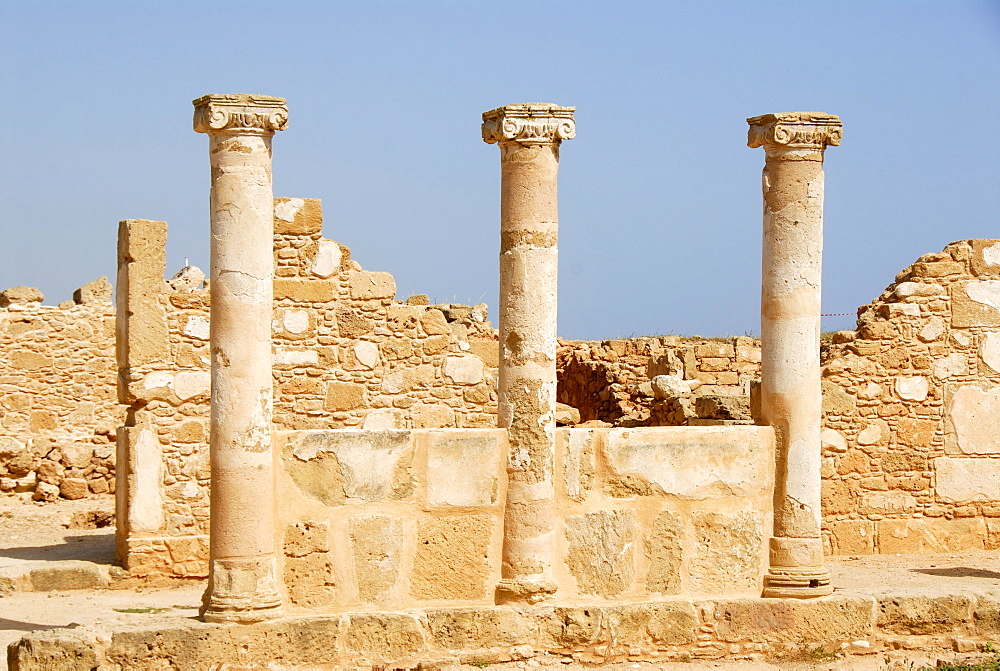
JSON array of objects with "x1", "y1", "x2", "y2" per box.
[{"x1": 2, "y1": 1, "x2": 998, "y2": 340}]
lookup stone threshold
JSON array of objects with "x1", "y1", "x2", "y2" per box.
[{"x1": 10, "y1": 587, "x2": 1000, "y2": 669}]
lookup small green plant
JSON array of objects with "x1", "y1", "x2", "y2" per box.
[
  {"x1": 113, "y1": 607, "x2": 168, "y2": 614},
  {"x1": 467, "y1": 661, "x2": 489, "y2": 669}
]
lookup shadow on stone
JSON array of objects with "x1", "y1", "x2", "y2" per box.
[
  {"x1": 0, "y1": 533, "x2": 115, "y2": 564},
  {"x1": 911, "y1": 567, "x2": 1000, "y2": 579}
]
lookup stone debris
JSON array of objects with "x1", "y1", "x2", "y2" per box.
[
  {"x1": 73, "y1": 276, "x2": 113, "y2": 304},
  {"x1": 0, "y1": 285, "x2": 44, "y2": 307}
]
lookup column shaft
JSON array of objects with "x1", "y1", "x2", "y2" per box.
[
  {"x1": 483, "y1": 103, "x2": 575, "y2": 604},
  {"x1": 749, "y1": 112, "x2": 841, "y2": 599},
  {"x1": 194, "y1": 94, "x2": 288, "y2": 622}
]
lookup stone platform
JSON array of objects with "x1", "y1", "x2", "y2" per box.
[{"x1": 9, "y1": 552, "x2": 1000, "y2": 669}]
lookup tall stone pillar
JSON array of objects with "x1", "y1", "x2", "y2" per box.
[
  {"x1": 748, "y1": 112, "x2": 842, "y2": 599},
  {"x1": 193, "y1": 94, "x2": 288, "y2": 622},
  {"x1": 482, "y1": 103, "x2": 575, "y2": 604}
]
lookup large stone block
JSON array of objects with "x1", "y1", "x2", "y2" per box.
[
  {"x1": 350, "y1": 515, "x2": 404, "y2": 602},
  {"x1": 443, "y1": 355, "x2": 484, "y2": 385},
  {"x1": 345, "y1": 613, "x2": 425, "y2": 659},
  {"x1": 876, "y1": 594, "x2": 973, "y2": 635},
  {"x1": 425, "y1": 431, "x2": 504, "y2": 507},
  {"x1": 689, "y1": 510, "x2": 764, "y2": 595},
  {"x1": 565, "y1": 509, "x2": 635, "y2": 597},
  {"x1": 952, "y1": 281, "x2": 1000, "y2": 328},
  {"x1": 426, "y1": 607, "x2": 533, "y2": 650},
  {"x1": 282, "y1": 430, "x2": 413, "y2": 504},
  {"x1": 944, "y1": 383, "x2": 1000, "y2": 454},
  {"x1": 347, "y1": 271, "x2": 396, "y2": 301},
  {"x1": 273, "y1": 197, "x2": 324, "y2": 236},
  {"x1": 877, "y1": 517, "x2": 987, "y2": 553},
  {"x1": 602, "y1": 426, "x2": 774, "y2": 500},
  {"x1": 605, "y1": 602, "x2": 698, "y2": 646},
  {"x1": 645, "y1": 510, "x2": 682, "y2": 594},
  {"x1": 827, "y1": 519, "x2": 876, "y2": 555},
  {"x1": 935, "y1": 457, "x2": 1000, "y2": 502},
  {"x1": 284, "y1": 552, "x2": 337, "y2": 608},
  {"x1": 713, "y1": 595, "x2": 876, "y2": 643},
  {"x1": 273, "y1": 278, "x2": 337, "y2": 303},
  {"x1": 324, "y1": 381, "x2": 365, "y2": 411},
  {"x1": 411, "y1": 514, "x2": 493, "y2": 601},
  {"x1": 970, "y1": 239, "x2": 1000, "y2": 278}
]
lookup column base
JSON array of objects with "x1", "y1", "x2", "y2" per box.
[
  {"x1": 200, "y1": 557, "x2": 284, "y2": 623},
  {"x1": 762, "y1": 567, "x2": 833, "y2": 599},
  {"x1": 496, "y1": 576, "x2": 558, "y2": 605}
]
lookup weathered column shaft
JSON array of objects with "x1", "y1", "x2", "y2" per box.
[
  {"x1": 193, "y1": 94, "x2": 288, "y2": 622},
  {"x1": 749, "y1": 112, "x2": 842, "y2": 599},
  {"x1": 483, "y1": 103, "x2": 575, "y2": 604}
]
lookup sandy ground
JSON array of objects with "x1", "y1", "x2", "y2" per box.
[{"x1": 4, "y1": 495, "x2": 1000, "y2": 669}]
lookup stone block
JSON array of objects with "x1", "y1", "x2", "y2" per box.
[
  {"x1": 935, "y1": 457, "x2": 1000, "y2": 502},
  {"x1": 283, "y1": 430, "x2": 412, "y2": 503},
  {"x1": 311, "y1": 239, "x2": 344, "y2": 278},
  {"x1": 602, "y1": 426, "x2": 774, "y2": 500},
  {"x1": 352, "y1": 340, "x2": 379, "y2": 369},
  {"x1": 411, "y1": 514, "x2": 493, "y2": 601},
  {"x1": 605, "y1": 603, "x2": 698, "y2": 646},
  {"x1": 561, "y1": 429, "x2": 594, "y2": 503},
  {"x1": 325, "y1": 381, "x2": 365, "y2": 411},
  {"x1": 347, "y1": 271, "x2": 396, "y2": 301},
  {"x1": 694, "y1": 395, "x2": 751, "y2": 420},
  {"x1": 345, "y1": 613, "x2": 425, "y2": 659},
  {"x1": 910, "y1": 261, "x2": 964, "y2": 277},
  {"x1": 861, "y1": 490, "x2": 916, "y2": 516},
  {"x1": 443, "y1": 355, "x2": 484, "y2": 385},
  {"x1": 896, "y1": 418, "x2": 936, "y2": 448},
  {"x1": 284, "y1": 521, "x2": 329, "y2": 557},
  {"x1": 426, "y1": 607, "x2": 533, "y2": 649},
  {"x1": 9, "y1": 349, "x2": 51, "y2": 370},
  {"x1": 822, "y1": 380, "x2": 857, "y2": 415},
  {"x1": 411, "y1": 402, "x2": 454, "y2": 428},
  {"x1": 336, "y1": 307, "x2": 373, "y2": 337},
  {"x1": 420, "y1": 309, "x2": 450, "y2": 335},
  {"x1": 284, "y1": 553, "x2": 337, "y2": 607},
  {"x1": 0, "y1": 285, "x2": 44, "y2": 306},
  {"x1": 273, "y1": 197, "x2": 324, "y2": 236},
  {"x1": 644, "y1": 510, "x2": 682, "y2": 594},
  {"x1": 713, "y1": 595, "x2": 876, "y2": 643},
  {"x1": 274, "y1": 349, "x2": 319, "y2": 367},
  {"x1": 876, "y1": 594, "x2": 973, "y2": 635},
  {"x1": 273, "y1": 278, "x2": 336, "y2": 304},
  {"x1": 895, "y1": 376, "x2": 929, "y2": 401},
  {"x1": 541, "y1": 607, "x2": 603, "y2": 647},
  {"x1": 173, "y1": 371, "x2": 210, "y2": 401},
  {"x1": 944, "y1": 383, "x2": 1000, "y2": 454},
  {"x1": 689, "y1": 510, "x2": 764, "y2": 595},
  {"x1": 565, "y1": 509, "x2": 635, "y2": 597},
  {"x1": 468, "y1": 339, "x2": 499, "y2": 368},
  {"x1": 59, "y1": 478, "x2": 89, "y2": 500},
  {"x1": 351, "y1": 515, "x2": 404, "y2": 602},
  {"x1": 974, "y1": 595, "x2": 1000, "y2": 636},
  {"x1": 952, "y1": 281, "x2": 1000, "y2": 328},
  {"x1": 970, "y1": 239, "x2": 1000, "y2": 277},
  {"x1": 73, "y1": 276, "x2": 112, "y2": 304},
  {"x1": 425, "y1": 431, "x2": 504, "y2": 507},
  {"x1": 877, "y1": 518, "x2": 987, "y2": 553},
  {"x1": 828, "y1": 519, "x2": 876, "y2": 555}
]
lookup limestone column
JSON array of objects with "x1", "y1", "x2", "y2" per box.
[
  {"x1": 748, "y1": 112, "x2": 842, "y2": 599},
  {"x1": 482, "y1": 103, "x2": 575, "y2": 604},
  {"x1": 193, "y1": 94, "x2": 288, "y2": 622}
]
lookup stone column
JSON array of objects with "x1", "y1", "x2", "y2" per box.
[
  {"x1": 748, "y1": 112, "x2": 842, "y2": 599},
  {"x1": 482, "y1": 103, "x2": 575, "y2": 604},
  {"x1": 193, "y1": 94, "x2": 288, "y2": 622}
]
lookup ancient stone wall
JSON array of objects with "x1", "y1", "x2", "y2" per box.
[
  {"x1": 116, "y1": 198, "x2": 501, "y2": 579},
  {"x1": 820, "y1": 240, "x2": 1000, "y2": 555},
  {"x1": 0, "y1": 280, "x2": 121, "y2": 501},
  {"x1": 274, "y1": 425, "x2": 773, "y2": 611},
  {"x1": 556, "y1": 336, "x2": 761, "y2": 426}
]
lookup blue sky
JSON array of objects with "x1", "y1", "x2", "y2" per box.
[{"x1": 2, "y1": 1, "x2": 998, "y2": 339}]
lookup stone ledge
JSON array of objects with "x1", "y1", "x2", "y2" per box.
[{"x1": 10, "y1": 592, "x2": 1000, "y2": 668}]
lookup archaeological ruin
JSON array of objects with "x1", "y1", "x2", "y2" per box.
[{"x1": 5, "y1": 96, "x2": 1000, "y2": 667}]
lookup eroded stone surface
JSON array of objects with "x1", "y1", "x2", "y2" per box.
[{"x1": 565, "y1": 509, "x2": 635, "y2": 597}]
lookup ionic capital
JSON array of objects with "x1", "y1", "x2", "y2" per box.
[
  {"x1": 747, "y1": 112, "x2": 842, "y2": 152},
  {"x1": 482, "y1": 103, "x2": 576, "y2": 147},
  {"x1": 193, "y1": 94, "x2": 288, "y2": 136}
]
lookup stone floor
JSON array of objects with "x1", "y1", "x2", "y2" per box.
[{"x1": 4, "y1": 496, "x2": 1000, "y2": 669}]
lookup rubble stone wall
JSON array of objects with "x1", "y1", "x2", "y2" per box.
[
  {"x1": 274, "y1": 425, "x2": 773, "y2": 611},
  {"x1": 820, "y1": 239, "x2": 1000, "y2": 555},
  {"x1": 116, "y1": 199, "x2": 501, "y2": 579},
  {"x1": 0, "y1": 281, "x2": 122, "y2": 502},
  {"x1": 556, "y1": 336, "x2": 761, "y2": 426}
]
